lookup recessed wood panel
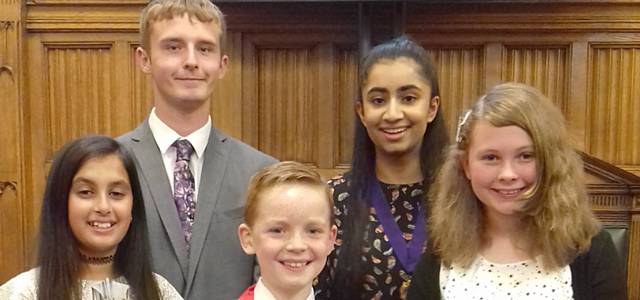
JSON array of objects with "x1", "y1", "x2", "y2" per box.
[
  {"x1": 503, "y1": 46, "x2": 569, "y2": 112},
  {"x1": 425, "y1": 47, "x2": 484, "y2": 138},
  {"x1": 45, "y1": 44, "x2": 115, "y2": 154},
  {"x1": 0, "y1": 186, "x2": 23, "y2": 281},
  {"x1": 587, "y1": 46, "x2": 640, "y2": 166},
  {"x1": 335, "y1": 48, "x2": 358, "y2": 167},
  {"x1": 257, "y1": 47, "x2": 318, "y2": 163}
]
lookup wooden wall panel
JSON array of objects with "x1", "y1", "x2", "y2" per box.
[
  {"x1": 45, "y1": 44, "x2": 116, "y2": 153},
  {"x1": 335, "y1": 48, "x2": 358, "y2": 168},
  {"x1": 257, "y1": 48, "x2": 318, "y2": 164},
  {"x1": 0, "y1": 17, "x2": 25, "y2": 282},
  {"x1": 587, "y1": 46, "x2": 640, "y2": 172},
  {"x1": 426, "y1": 47, "x2": 484, "y2": 137},
  {"x1": 503, "y1": 46, "x2": 569, "y2": 112}
]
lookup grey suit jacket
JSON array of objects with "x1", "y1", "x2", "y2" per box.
[{"x1": 118, "y1": 120, "x2": 276, "y2": 300}]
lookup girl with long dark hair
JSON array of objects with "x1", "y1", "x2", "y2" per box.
[
  {"x1": 0, "y1": 136, "x2": 181, "y2": 299},
  {"x1": 314, "y1": 36, "x2": 449, "y2": 300}
]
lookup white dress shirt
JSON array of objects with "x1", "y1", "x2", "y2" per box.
[
  {"x1": 253, "y1": 278, "x2": 315, "y2": 300},
  {"x1": 148, "y1": 108, "x2": 211, "y2": 203}
]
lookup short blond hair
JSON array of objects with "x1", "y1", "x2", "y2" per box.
[
  {"x1": 430, "y1": 83, "x2": 600, "y2": 270},
  {"x1": 244, "y1": 161, "x2": 333, "y2": 227},
  {"x1": 139, "y1": 0, "x2": 226, "y2": 52}
]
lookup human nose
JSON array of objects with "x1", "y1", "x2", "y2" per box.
[
  {"x1": 94, "y1": 193, "x2": 112, "y2": 214},
  {"x1": 183, "y1": 45, "x2": 199, "y2": 70},
  {"x1": 498, "y1": 160, "x2": 518, "y2": 182},
  {"x1": 285, "y1": 233, "x2": 308, "y2": 252},
  {"x1": 383, "y1": 98, "x2": 403, "y2": 122}
]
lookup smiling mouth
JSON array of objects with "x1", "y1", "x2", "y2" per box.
[
  {"x1": 381, "y1": 127, "x2": 408, "y2": 134},
  {"x1": 492, "y1": 188, "x2": 525, "y2": 197},
  {"x1": 176, "y1": 78, "x2": 204, "y2": 81},
  {"x1": 88, "y1": 221, "x2": 115, "y2": 229},
  {"x1": 281, "y1": 261, "x2": 310, "y2": 270}
]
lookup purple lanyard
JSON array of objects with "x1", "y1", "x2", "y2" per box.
[{"x1": 367, "y1": 176, "x2": 427, "y2": 273}]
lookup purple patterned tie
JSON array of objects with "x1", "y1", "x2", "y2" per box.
[{"x1": 172, "y1": 139, "x2": 196, "y2": 245}]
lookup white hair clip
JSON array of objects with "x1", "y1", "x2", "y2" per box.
[{"x1": 455, "y1": 109, "x2": 472, "y2": 143}]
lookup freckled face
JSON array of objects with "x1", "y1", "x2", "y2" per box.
[
  {"x1": 68, "y1": 154, "x2": 133, "y2": 257},
  {"x1": 358, "y1": 57, "x2": 439, "y2": 162},
  {"x1": 238, "y1": 184, "x2": 337, "y2": 295}
]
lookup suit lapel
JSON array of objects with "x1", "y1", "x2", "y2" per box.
[
  {"x1": 128, "y1": 121, "x2": 189, "y2": 279},
  {"x1": 185, "y1": 128, "x2": 231, "y2": 293}
]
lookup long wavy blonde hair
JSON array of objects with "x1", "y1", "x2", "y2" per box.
[{"x1": 429, "y1": 82, "x2": 600, "y2": 270}]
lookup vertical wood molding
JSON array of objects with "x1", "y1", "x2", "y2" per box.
[
  {"x1": 317, "y1": 43, "x2": 335, "y2": 169},
  {"x1": 568, "y1": 41, "x2": 588, "y2": 151},
  {"x1": 44, "y1": 44, "x2": 115, "y2": 153},
  {"x1": 0, "y1": 1, "x2": 25, "y2": 283},
  {"x1": 484, "y1": 42, "x2": 503, "y2": 91},
  {"x1": 502, "y1": 45, "x2": 569, "y2": 113},
  {"x1": 426, "y1": 46, "x2": 484, "y2": 137},
  {"x1": 587, "y1": 45, "x2": 640, "y2": 166},
  {"x1": 335, "y1": 47, "x2": 358, "y2": 168},
  {"x1": 241, "y1": 37, "x2": 258, "y2": 147},
  {"x1": 256, "y1": 47, "x2": 318, "y2": 163}
]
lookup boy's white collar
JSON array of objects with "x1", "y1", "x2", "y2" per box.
[{"x1": 254, "y1": 278, "x2": 314, "y2": 300}]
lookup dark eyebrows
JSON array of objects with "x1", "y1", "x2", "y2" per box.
[
  {"x1": 366, "y1": 87, "x2": 388, "y2": 95},
  {"x1": 399, "y1": 84, "x2": 421, "y2": 92}
]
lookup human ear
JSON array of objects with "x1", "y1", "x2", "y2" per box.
[
  {"x1": 237, "y1": 223, "x2": 256, "y2": 255},
  {"x1": 427, "y1": 95, "x2": 440, "y2": 123},
  {"x1": 135, "y1": 47, "x2": 152, "y2": 74},
  {"x1": 329, "y1": 225, "x2": 338, "y2": 250},
  {"x1": 218, "y1": 54, "x2": 229, "y2": 79},
  {"x1": 461, "y1": 158, "x2": 471, "y2": 180},
  {"x1": 355, "y1": 101, "x2": 365, "y2": 125}
]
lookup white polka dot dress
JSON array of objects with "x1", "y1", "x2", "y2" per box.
[{"x1": 440, "y1": 256, "x2": 573, "y2": 300}]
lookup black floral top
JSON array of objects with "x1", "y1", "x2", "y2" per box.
[{"x1": 314, "y1": 174, "x2": 426, "y2": 300}]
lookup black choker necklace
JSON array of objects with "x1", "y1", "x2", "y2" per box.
[{"x1": 79, "y1": 253, "x2": 114, "y2": 265}]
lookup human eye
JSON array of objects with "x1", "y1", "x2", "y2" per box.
[
  {"x1": 199, "y1": 45, "x2": 214, "y2": 54},
  {"x1": 268, "y1": 227, "x2": 283, "y2": 235},
  {"x1": 308, "y1": 227, "x2": 323, "y2": 235},
  {"x1": 481, "y1": 154, "x2": 498, "y2": 162},
  {"x1": 519, "y1": 151, "x2": 535, "y2": 161},
  {"x1": 368, "y1": 96, "x2": 385, "y2": 105},
  {"x1": 402, "y1": 94, "x2": 417, "y2": 103},
  {"x1": 74, "y1": 187, "x2": 94, "y2": 198},
  {"x1": 164, "y1": 42, "x2": 181, "y2": 52},
  {"x1": 109, "y1": 190, "x2": 126, "y2": 200}
]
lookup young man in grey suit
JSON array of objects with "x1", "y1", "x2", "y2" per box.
[{"x1": 118, "y1": 1, "x2": 276, "y2": 299}]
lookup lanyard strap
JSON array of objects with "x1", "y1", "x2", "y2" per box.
[{"x1": 367, "y1": 176, "x2": 427, "y2": 273}]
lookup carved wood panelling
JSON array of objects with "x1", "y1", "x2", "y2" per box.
[
  {"x1": 587, "y1": 46, "x2": 640, "y2": 168},
  {"x1": 0, "y1": 20, "x2": 18, "y2": 175},
  {"x1": 45, "y1": 44, "x2": 116, "y2": 154},
  {"x1": 335, "y1": 48, "x2": 358, "y2": 168},
  {"x1": 0, "y1": 16, "x2": 23, "y2": 283},
  {"x1": 591, "y1": 194, "x2": 633, "y2": 210},
  {"x1": 425, "y1": 47, "x2": 484, "y2": 137},
  {"x1": 0, "y1": 185, "x2": 24, "y2": 281},
  {"x1": 256, "y1": 48, "x2": 318, "y2": 164},
  {"x1": 503, "y1": 46, "x2": 569, "y2": 112}
]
